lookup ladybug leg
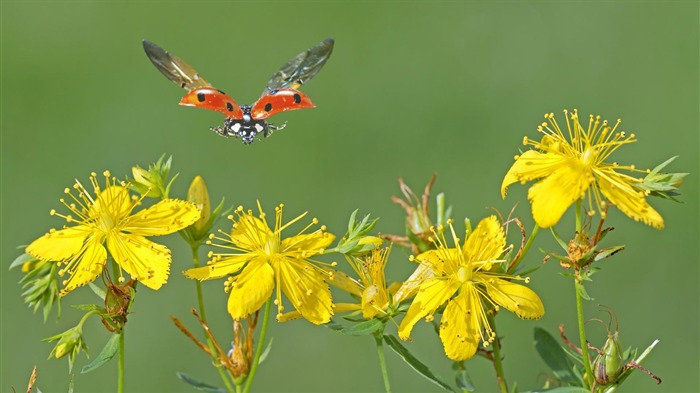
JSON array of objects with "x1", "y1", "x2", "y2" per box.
[
  {"x1": 209, "y1": 125, "x2": 227, "y2": 137},
  {"x1": 265, "y1": 121, "x2": 288, "y2": 138}
]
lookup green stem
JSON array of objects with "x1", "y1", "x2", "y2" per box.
[
  {"x1": 575, "y1": 200, "x2": 583, "y2": 232},
  {"x1": 574, "y1": 276, "x2": 594, "y2": 389},
  {"x1": 190, "y1": 245, "x2": 236, "y2": 393},
  {"x1": 110, "y1": 261, "x2": 125, "y2": 393},
  {"x1": 374, "y1": 333, "x2": 391, "y2": 393},
  {"x1": 508, "y1": 224, "x2": 540, "y2": 273},
  {"x1": 117, "y1": 330, "x2": 125, "y2": 393},
  {"x1": 487, "y1": 315, "x2": 509, "y2": 393},
  {"x1": 243, "y1": 298, "x2": 272, "y2": 393}
]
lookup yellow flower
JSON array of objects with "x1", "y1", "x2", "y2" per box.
[
  {"x1": 397, "y1": 216, "x2": 544, "y2": 361},
  {"x1": 334, "y1": 246, "x2": 393, "y2": 319},
  {"x1": 502, "y1": 109, "x2": 663, "y2": 229},
  {"x1": 185, "y1": 202, "x2": 336, "y2": 325},
  {"x1": 26, "y1": 171, "x2": 201, "y2": 296}
]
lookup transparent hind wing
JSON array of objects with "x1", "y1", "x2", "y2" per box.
[
  {"x1": 143, "y1": 39, "x2": 212, "y2": 91},
  {"x1": 264, "y1": 38, "x2": 334, "y2": 93}
]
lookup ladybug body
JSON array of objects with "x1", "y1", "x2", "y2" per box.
[{"x1": 143, "y1": 38, "x2": 333, "y2": 144}]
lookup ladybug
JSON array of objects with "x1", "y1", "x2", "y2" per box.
[{"x1": 143, "y1": 38, "x2": 334, "y2": 144}]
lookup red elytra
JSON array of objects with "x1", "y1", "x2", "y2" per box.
[
  {"x1": 251, "y1": 89, "x2": 315, "y2": 120},
  {"x1": 143, "y1": 38, "x2": 334, "y2": 144},
  {"x1": 180, "y1": 88, "x2": 243, "y2": 118}
]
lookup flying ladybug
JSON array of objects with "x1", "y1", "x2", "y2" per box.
[{"x1": 143, "y1": 38, "x2": 334, "y2": 144}]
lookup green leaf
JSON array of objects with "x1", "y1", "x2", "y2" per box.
[
  {"x1": 323, "y1": 320, "x2": 345, "y2": 331},
  {"x1": 88, "y1": 282, "x2": 106, "y2": 300},
  {"x1": 81, "y1": 333, "x2": 121, "y2": 374},
  {"x1": 72, "y1": 304, "x2": 105, "y2": 313},
  {"x1": 594, "y1": 246, "x2": 625, "y2": 262},
  {"x1": 384, "y1": 334, "x2": 456, "y2": 392},
  {"x1": 533, "y1": 327, "x2": 579, "y2": 385},
  {"x1": 339, "y1": 319, "x2": 385, "y2": 336},
  {"x1": 258, "y1": 337, "x2": 273, "y2": 365},
  {"x1": 176, "y1": 372, "x2": 226, "y2": 392},
  {"x1": 9, "y1": 253, "x2": 35, "y2": 270},
  {"x1": 549, "y1": 227, "x2": 568, "y2": 251},
  {"x1": 455, "y1": 368, "x2": 475, "y2": 392},
  {"x1": 575, "y1": 282, "x2": 593, "y2": 301},
  {"x1": 526, "y1": 387, "x2": 589, "y2": 393}
]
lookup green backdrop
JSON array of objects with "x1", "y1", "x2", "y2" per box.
[{"x1": 2, "y1": 1, "x2": 698, "y2": 392}]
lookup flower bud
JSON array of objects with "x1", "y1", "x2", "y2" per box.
[
  {"x1": 187, "y1": 176, "x2": 211, "y2": 238},
  {"x1": 592, "y1": 331, "x2": 624, "y2": 386},
  {"x1": 44, "y1": 326, "x2": 85, "y2": 361},
  {"x1": 130, "y1": 155, "x2": 174, "y2": 198}
]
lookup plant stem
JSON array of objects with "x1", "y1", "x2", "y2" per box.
[
  {"x1": 374, "y1": 333, "x2": 392, "y2": 393},
  {"x1": 190, "y1": 245, "x2": 236, "y2": 393},
  {"x1": 243, "y1": 298, "x2": 272, "y2": 393},
  {"x1": 110, "y1": 261, "x2": 125, "y2": 393},
  {"x1": 487, "y1": 314, "x2": 509, "y2": 393},
  {"x1": 117, "y1": 330, "x2": 125, "y2": 393},
  {"x1": 574, "y1": 276, "x2": 594, "y2": 389},
  {"x1": 508, "y1": 224, "x2": 540, "y2": 273}
]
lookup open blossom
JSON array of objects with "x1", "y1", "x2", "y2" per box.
[
  {"x1": 502, "y1": 109, "x2": 663, "y2": 229},
  {"x1": 398, "y1": 216, "x2": 544, "y2": 361},
  {"x1": 26, "y1": 171, "x2": 200, "y2": 296},
  {"x1": 185, "y1": 202, "x2": 336, "y2": 325}
]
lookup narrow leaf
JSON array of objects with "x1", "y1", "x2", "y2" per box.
[
  {"x1": 10, "y1": 253, "x2": 35, "y2": 270},
  {"x1": 88, "y1": 283, "x2": 106, "y2": 300},
  {"x1": 455, "y1": 369, "x2": 475, "y2": 392},
  {"x1": 176, "y1": 372, "x2": 226, "y2": 392},
  {"x1": 340, "y1": 319, "x2": 385, "y2": 336},
  {"x1": 533, "y1": 327, "x2": 579, "y2": 384},
  {"x1": 81, "y1": 334, "x2": 121, "y2": 373},
  {"x1": 384, "y1": 334, "x2": 455, "y2": 392},
  {"x1": 258, "y1": 337, "x2": 273, "y2": 365},
  {"x1": 527, "y1": 387, "x2": 590, "y2": 393}
]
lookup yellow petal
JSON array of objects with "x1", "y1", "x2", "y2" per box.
[
  {"x1": 26, "y1": 225, "x2": 91, "y2": 262},
  {"x1": 439, "y1": 291, "x2": 480, "y2": 361},
  {"x1": 92, "y1": 186, "x2": 133, "y2": 220},
  {"x1": 528, "y1": 161, "x2": 592, "y2": 228},
  {"x1": 485, "y1": 277, "x2": 544, "y2": 320},
  {"x1": 281, "y1": 232, "x2": 336, "y2": 254},
  {"x1": 273, "y1": 256, "x2": 333, "y2": 325},
  {"x1": 393, "y1": 263, "x2": 435, "y2": 304},
  {"x1": 501, "y1": 150, "x2": 565, "y2": 197},
  {"x1": 107, "y1": 233, "x2": 171, "y2": 290},
  {"x1": 333, "y1": 303, "x2": 362, "y2": 313},
  {"x1": 184, "y1": 254, "x2": 252, "y2": 280},
  {"x1": 361, "y1": 284, "x2": 388, "y2": 318},
  {"x1": 398, "y1": 278, "x2": 460, "y2": 340},
  {"x1": 123, "y1": 199, "x2": 201, "y2": 236},
  {"x1": 231, "y1": 215, "x2": 273, "y2": 250},
  {"x1": 463, "y1": 216, "x2": 506, "y2": 263},
  {"x1": 60, "y1": 234, "x2": 107, "y2": 295},
  {"x1": 325, "y1": 267, "x2": 363, "y2": 297},
  {"x1": 228, "y1": 257, "x2": 274, "y2": 320},
  {"x1": 596, "y1": 169, "x2": 664, "y2": 229}
]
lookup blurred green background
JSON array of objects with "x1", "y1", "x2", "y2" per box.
[{"x1": 2, "y1": 1, "x2": 698, "y2": 392}]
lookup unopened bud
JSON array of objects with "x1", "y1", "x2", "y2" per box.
[{"x1": 188, "y1": 176, "x2": 211, "y2": 237}]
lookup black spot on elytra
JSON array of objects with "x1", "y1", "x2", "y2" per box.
[
  {"x1": 197, "y1": 92, "x2": 206, "y2": 102},
  {"x1": 264, "y1": 103, "x2": 272, "y2": 112},
  {"x1": 293, "y1": 93, "x2": 301, "y2": 103},
  {"x1": 226, "y1": 102, "x2": 234, "y2": 112}
]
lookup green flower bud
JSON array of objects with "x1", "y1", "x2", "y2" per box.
[
  {"x1": 129, "y1": 155, "x2": 175, "y2": 198},
  {"x1": 187, "y1": 176, "x2": 211, "y2": 238},
  {"x1": 592, "y1": 331, "x2": 624, "y2": 386},
  {"x1": 44, "y1": 326, "x2": 85, "y2": 361}
]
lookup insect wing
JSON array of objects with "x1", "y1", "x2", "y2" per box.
[
  {"x1": 143, "y1": 40, "x2": 212, "y2": 90},
  {"x1": 265, "y1": 38, "x2": 334, "y2": 92},
  {"x1": 181, "y1": 88, "x2": 243, "y2": 118},
  {"x1": 251, "y1": 89, "x2": 314, "y2": 120}
]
